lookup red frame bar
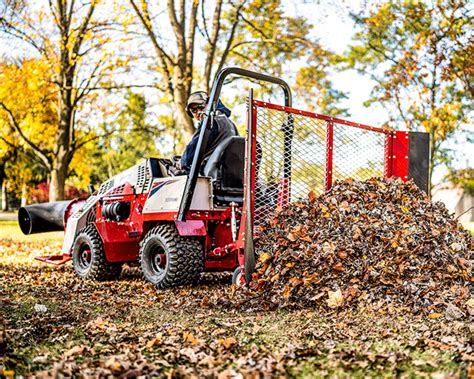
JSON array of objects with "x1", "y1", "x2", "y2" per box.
[
  {"x1": 325, "y1": 122, "x2": 334, "y2": 191},
  {"x1": 384, "y1": 133, "x2": 394, "y2": 178},
  {"x1": 253, "y1": 100, "x2": 391, "y2": 135}
]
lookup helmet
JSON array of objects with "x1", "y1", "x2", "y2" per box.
[{"x1": 186, "y1": 91, "x2": 208, "y2": 118}]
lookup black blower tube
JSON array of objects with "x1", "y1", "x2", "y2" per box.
[{"x1": 18, "y1": 201, "x2": 72, "y2": 235}]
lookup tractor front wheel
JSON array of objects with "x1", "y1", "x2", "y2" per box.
[
  {"x1": 139, "y1": 224, "x2": 203, "y2": 289},
  {"x1": 72, "y1": 225, "x2": 122, "y2": 281}
]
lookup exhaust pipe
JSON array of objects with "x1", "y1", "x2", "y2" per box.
[{"x1": 18, "y1": 201, "x2": 72, "y2": 235}]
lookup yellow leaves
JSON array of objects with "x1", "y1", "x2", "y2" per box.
[
  {"x1": 146, "y1": 333, "x2": 163, "y2": 349},
  {"x1": 428, "y1": 313, "x2": 443, "y2": 319},
  {"x1": 352, "y1": 227, "x2": 363, "y2": 241},
  {"x1": 318, "y1": 203, "x2": 331, "y2": 218},
  {"x1": 217, "y1": 337, "x2": 237, "y2": 349},
  {"x1": 322, "y1": 241, "x2": 336, "y2": 254},
  {"x1": 400, "y1": 205, "x2": 409, "y2": 214},
  {"x1": 287, "y1": 225, "x2": 312, "y2": 242},
  {"x1": 270, "y1": 273, "x2": 280, "y2": 282},
  {"x1": 327, "y1": 289, "x2": 344, "y2": 308},
  {"x1": 465, "y1": 299, "x2": 474, "y2": 309},
  {"x1": 302, "y1": 273, "x2": 319, "y2": 286},
  {"x1": 259, "y1": 253, "x2": 272, "y2": 264},
  {"x1": 288, "y1": 277, "x2": 303, "y2": 287},
  {"x1": 182, "y1": 332, "x2": 201, "y2": 346}
]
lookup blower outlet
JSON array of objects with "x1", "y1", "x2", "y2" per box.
[{"x1": 102, "y1": 201, "x2": 131, "y2": 221}]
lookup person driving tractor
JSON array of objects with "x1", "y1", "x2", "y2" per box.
[{"x1": 178, "y1": 91, "x2": 238, "y2": 173}]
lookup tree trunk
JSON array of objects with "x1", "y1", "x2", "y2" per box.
[
  {"x1": 50, "y1": 60, "x2": 74, "y2": 201},
  {"x1": 21, "y1": 182, "x2": 28, "y2": 207},
  {"x1": 173, "y1": 77, "x2": 195, "y2": 140},
  {"x1": 49, "y1": 157, "x2": 68, "y2": 201},
  {"x1": 1, "y1": 181, "x2": 9, "y2": 211}
]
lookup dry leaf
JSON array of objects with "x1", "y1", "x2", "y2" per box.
[
  {"x1": 218, "y1": 337, "x2": 237, "y2": 349},
  {"x1": 146, "y1": 334, "x2": 163, "y2": 349},
  {"x1": 308, "y1": 190, "x2": 317, "y2": 203},
  {"x1": 183, "y1": 332, "x2": 200, "y2": 346},
  {"x1": 327, "y1": 289, "x2": 344, "y2": 308}
]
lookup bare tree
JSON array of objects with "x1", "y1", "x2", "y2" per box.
[
  {"x1": 129, "y1": 0, "x2": 245, "y2": 138},
  {"x1": 0, "y1": 1, "x2": 119, "y2": 201}
]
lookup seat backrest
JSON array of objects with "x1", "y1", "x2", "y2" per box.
[{"x1": 203, "y1": 136, "x2": 245, "y2": 194}]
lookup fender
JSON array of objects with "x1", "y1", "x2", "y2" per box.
[{"x1": 175, "y1": 220, "x2": 206, "y2": 236}]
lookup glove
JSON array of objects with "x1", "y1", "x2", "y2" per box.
[
  {"x1": 171, "y1": 155, "x2": 182, "y2": 169},
  {"x1": 168, "y1": 165, "x2": 187, "y2": 176}
]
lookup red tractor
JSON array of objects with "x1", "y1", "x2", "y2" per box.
[{"x1": 18, "y1": 67, "x2": 430, "y2": 288}]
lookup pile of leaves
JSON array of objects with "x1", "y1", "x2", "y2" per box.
[{"x1": 246, "y1": 178, "x2": 473, "y2": 316}]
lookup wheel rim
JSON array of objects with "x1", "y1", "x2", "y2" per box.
[
  {"x1": 77, "y1": 243, "x2": 92, "y2": 271},
  {"x1": 235, "y1": 271, "x2": 243, "y2": 286},
  {"x1": 145, "y1": 241, "x2": 167, "y2": 281}
]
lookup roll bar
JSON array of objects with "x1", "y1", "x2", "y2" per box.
[{"x1": 178, "y1": 67, "x2": 292, "y2": 221}]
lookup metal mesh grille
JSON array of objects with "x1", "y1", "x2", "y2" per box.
[
  {"x1": 332, "y1": 123, "x2": 385, "y2": 182},
  {"x1": 98, "y1": 180, "x2": 114, "y2": 195},
  {"x1": 252, "y1": 101, "x2": 387, "y2": 229}
]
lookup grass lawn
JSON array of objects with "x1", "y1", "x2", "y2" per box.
[
  {"x1": 0, "y1": 220, "x2": 64, "y2": 242},
  {"x1": 0, "y1": 220, "x2": 472, "y2": 377}
]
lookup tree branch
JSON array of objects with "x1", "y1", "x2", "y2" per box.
[
  {"x1": 184, "y1": 0, "x2": 199, "y2": 87},
  {"x1": 129, "y1": 0, "x2": 174, "y2": 96},
  {"x1": 215, "y1": 1, "x2": 245, "y2": 79},
  {"x1": 0, "y1": 17, "x2": 47, "y2": 56},
  {"x1": 0, "y1": 102, "x2": 51, "y2": 169},
  {"x1": 204, "y1": 0, "x2": 222, "y2": 93},
  {"x1": 167, "y1": 0, "x2": 186, "y2": 70}
]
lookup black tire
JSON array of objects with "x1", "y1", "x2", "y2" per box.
[
  {"x1": 139, "y1": 224, "x2": 204, "y2": 289},
  {"x1": 232, "y1": 266, "x2": 244, "y2": 286},
  {"x1": 72, "y1": 225, "x2": 122, "y2": 281}
]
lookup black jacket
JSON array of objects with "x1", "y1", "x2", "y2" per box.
[{"x1": 181, "y1": 101, "x2": 238, "y2": 171}]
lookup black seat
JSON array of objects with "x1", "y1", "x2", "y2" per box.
[{"x1": 202, "y1": 136, "x2": 245, "y2": 205}]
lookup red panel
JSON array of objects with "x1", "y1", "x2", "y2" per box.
[
  {"x1": 325, "y1": 122, "x2": 334, "y2": 191},
  {"x1": 175, "y1": 220, "x2": 207, "y2": 236},
  {"x1": 204, "y1": 254, "x2": 238, "y2": 270},
  {"x1": 213, "y1": 223, "x2": 233, "y2": 249},
  {"x1": 142, "y1": 210, "x2": 229, "y2": 222},
  {"x1": 391, "y1": 131, "x2": 409, "y2": 181},
  {"x1": 95, "y1": 221, "x2": 140, "y2": 262}
]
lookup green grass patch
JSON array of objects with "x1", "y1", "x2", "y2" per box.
[{"x1": 0, "y1": 219, "x2": 63, "y2": 242}]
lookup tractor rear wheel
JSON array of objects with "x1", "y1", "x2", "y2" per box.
[
  {"x1": 139, "y1": 224, "x2": 203, "y2": 289},
  {"x1": 72, "y1": 225, "x2": 122, "y2": 281}
]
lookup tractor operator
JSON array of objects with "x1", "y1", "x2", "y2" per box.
[{"x1": 171, "y1": 91, "x2": 238, "y2": 175}]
